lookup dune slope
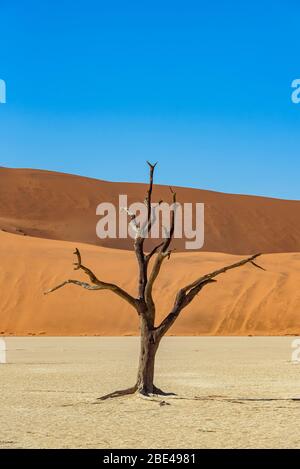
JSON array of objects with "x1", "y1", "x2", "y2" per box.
[
  {"x1": 0, "y1": 231, "x2": 299, "y2": 336},
  {"x1": 1, "y1": 167, "x2": 300, "y2": 254}
]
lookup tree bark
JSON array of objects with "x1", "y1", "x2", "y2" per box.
[{"x1": 136, "y1": 318, "x2": 159, "y2": 395}]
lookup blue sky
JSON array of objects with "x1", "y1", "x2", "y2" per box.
[{"x1": 0, "y1": 0, "x2": 299, "y2": 199}]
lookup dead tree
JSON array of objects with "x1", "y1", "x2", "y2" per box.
[{"x1": 45, "y1": 162, "x2": 264, "y2": 399}]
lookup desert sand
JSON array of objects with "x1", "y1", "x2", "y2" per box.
[
  {"x1": 0, "y1": 336, "x2": 300, "y2": 449},
  {"x1": 0, "y1": 230, "x2": 299, "y2": 336},
  {"x1": 0, "y1": 167, "x2": 299, "y2": 336},
  {"x1": 1, "y1": 167, "x2": 300, "y2": 254},
  {"x1": 0, "y1": 167, "x2": 299, "y2": 449}
]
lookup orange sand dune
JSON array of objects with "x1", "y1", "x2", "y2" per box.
[
  {"x1": 0, "y1": 167, "x2": 300, "y2": 254},
  {"x1": 0, "y1": 231, "x2": 299, "y2": 336}
]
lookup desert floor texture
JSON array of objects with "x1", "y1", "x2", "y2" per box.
[{"x1": 1, "y1": 336, "x2": 300, "y2": 449}]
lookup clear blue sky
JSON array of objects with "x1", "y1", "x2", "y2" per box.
[{"x1": 0, "y1": 0, "x2": 299, "y2": 199}]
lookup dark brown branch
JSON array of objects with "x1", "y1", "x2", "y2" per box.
[
  {"x1": 145, "y1": 241, "x2": 164, "y2": 263},
  {"x1": 155, "y1": 253, "x2": 264, "y2": 338},
  {"x1": 134, "y1": 161, "x2": 158, "y2": 299},
  {"x1": 148, "y1": 188, "x2": 177, "y2": 281},
  {"x1": 181, "y1": 253, "x2": 262, "y2": 295},
  {"x1": 144, "y1": 188, "x2": 177, "y2": 314},
  {"x1": 161, "y1": 187, "x2": 176, "y2": 253},
  {"x1": 44, "y1": 279, "x2": 102, "y2": 294},
  {"x1": 144, "y1": 161, "x2": 157, "y2": 236},
  {"x1": 122, "y1": 208, "x2": 140, "y2": 237},
  {"x1": 45, "y1": 249, "x2": 138, "y2": 309},
  {"x1": 250, "y1": 260, "x2": 266, "y2": 271},
  {"x1": 73, "y1": 248, "x2": 99, "y2": 283},
  {"x1": 134, "y1": 237, "x2": 147, "y2": 298}
]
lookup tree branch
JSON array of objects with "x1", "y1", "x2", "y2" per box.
[
  {"x1": 181, "y1": 253, "x2": 263, "y2": 295},
  {"x1": 145, "y1": 241, "x2": 164, "y2": 263},
  {"x1": 134, "y1": 237, "x2": 147, "y2": 299},
  {"x1": 45, "y1": 249, "x2": 138, "y2": 309},
  {"x1": 121, "y1": 208, "x2": 141, "y2": 238},
  {"x1": 133, "y1": 162, "x2": 158, "y2": 300},
  {"x1": 155, "y1": 253, "x2": 264, "y2": 337},
  {"x1": 44, "y1": 279, "x2": 102, "y2": 294},
  {"x1": 144, "y1": 161, "x2": 157, "y2": 236},
  {"x1": 144, "y1": 188, "x2": 177, "y2": 315},
  {"x1": 161, "y1": 187, "x2": 176, "y2": 253}
]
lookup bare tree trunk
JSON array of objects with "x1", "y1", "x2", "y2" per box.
[{"x1": 136, "y1": 318, "x2": 159, "y2": 395}]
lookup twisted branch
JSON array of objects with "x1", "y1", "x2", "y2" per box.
[
  {"x1": 155, "y1": 253, "x2": 264, "y2": 337},
  {"x1": 45, "y1": 248, "x2": 138, "y2": 310}
]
